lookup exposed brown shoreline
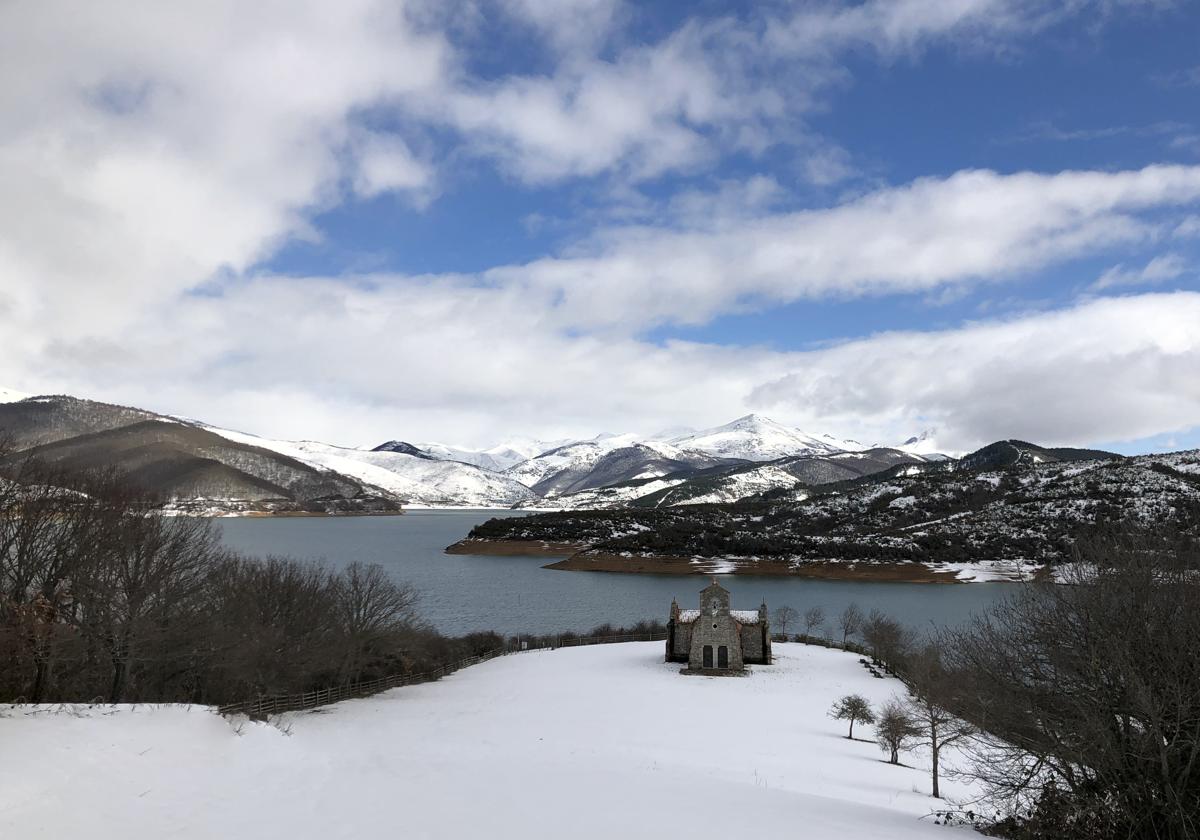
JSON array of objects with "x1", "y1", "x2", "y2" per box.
[
  {"x1": 446, "y1": 538, "x2": 972, "y2": 583},
  {"x1": 444, "y1": 538, "x2": 589, "y2": 558},
  {"x1": 548, "y1": 551, "x2": 966, "y2": 583}
]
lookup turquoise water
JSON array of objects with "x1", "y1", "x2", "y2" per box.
[{"x1": 216, "y1": 510, "x2": 1015, "y2": 637}]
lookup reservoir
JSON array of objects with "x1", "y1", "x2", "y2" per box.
[{"x1": 217, "y1": 510, "x2": 1015, "y2": 637}]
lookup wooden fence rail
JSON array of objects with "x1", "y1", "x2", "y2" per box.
[{"x1": 217, "y1": 631, "x2": 668, "y2": 718}]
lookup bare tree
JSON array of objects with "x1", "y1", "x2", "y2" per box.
[
  {"x1": 838, "y1": 602, "x2": 863, "y2": 645},
  {"x1": 772, "y1": 605, "x2": 797, "y2": 636},
  {"x1": 875, "y1": 698, "x2": 919, "y2": 765},
  {"x1": 803, "y1": 605, "x2": 825, "y2": 637},
  {"x1": 331, "y1": 562, "x2": 422, "y2": 684},
  {"x1": 946, "y1": 527, "x2": 1200, "y2": 836},
  {"x1": 905, "y1": 645, "x2": 973, "y2": 799},
  {"x1": 861, "y1": 609, "x2": 913, "y2": 669},
  {"x1": 829, "y1": 693, "x2": 876, "y2": 740},
  {"x1": 72, "y1": 478, "x2": 219, "y2": 702}
]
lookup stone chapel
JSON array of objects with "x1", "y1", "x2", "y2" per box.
[{"x1": 665, "y1": 580, "x2": 771, "y2": 674}]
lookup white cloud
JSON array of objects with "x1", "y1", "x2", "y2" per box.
[
  {"x1": 497, "y1": 0, "x2": 625, "y2": 56},
  {"x1": 494, "y1": 165, "x2": 1200, "y2": 330},
  {"x1": 422, "y1": 0, "x2": 1149, "y2": 187},
  {"x1": 0, "y1": 0, "x2": 448, "y2": 344},
  {"x1": 2, "y1": 0, "x2": 1198, "y2": 454},
  {"x1": 1092, "y1": 254, "x2": 1188, "y2": 290},
  {"x1": 749, "y1": 292, "x2": 1200, "y2": 451},
  {"x1": 351, "y1": 132, "x2": 436, "y2": 202},
  {"x1": 433, "y1": 20, "x2": 782, "y2": 183},
  {"x1": 20, "y1": 282, "x2": 1200, "y2": 453},
  {"x1": 764, "y1": 0, "x2": 1069, "y2": 60},
  {"x1": 1175, "y1": 215, "x2": 1200, "y2": 238}
]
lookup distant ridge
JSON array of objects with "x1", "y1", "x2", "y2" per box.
[{"x1": 957, "y1": 439, "x2": 1122, "y2": 472}]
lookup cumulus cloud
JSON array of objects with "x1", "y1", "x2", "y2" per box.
[
  {"x1": 0, "y1": 0, "x2": 448, "y2": 344},
  {"x1": 22, "y1": 280, "x2": 1200, "y2": 452},
  {"x1": 749, "y1": 292, "x2": 1200, "y2": 451},
  {"x1": 2, "y1": 0, "x2": 1199, "y2": 452},
  {"x1": 351, "y1": 131, "x2": 436, "y2": 203}
]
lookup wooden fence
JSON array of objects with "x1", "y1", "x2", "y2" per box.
[{"x1": 217, "y1": 631, "x2": 668, "y2": 718}]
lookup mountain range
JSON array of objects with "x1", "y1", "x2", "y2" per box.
[
  {"x1": 0, "y1": 389, "x2": 1123, "y2": 516},
  {"x1": 461, "y1": 442, "x2": 1199, "y2": 579}
]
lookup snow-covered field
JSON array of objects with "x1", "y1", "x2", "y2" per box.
[{"x1": 0, "y1": 643, "x2": 980, "y2": 839}]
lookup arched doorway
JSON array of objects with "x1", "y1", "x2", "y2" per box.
[
  {"x1": 717, "y1": 645, "x2": 728, "y2": 669},
  {"x1": 702, "y1": 645, "x2": 713, "y2": 668}
]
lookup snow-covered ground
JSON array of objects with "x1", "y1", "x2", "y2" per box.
[
  {"x1": 0, "y1": 386, "x2": 30, "y2": 403},
  {"x1": 0, "y1": 642, "x2": 979, "y2": 839}
]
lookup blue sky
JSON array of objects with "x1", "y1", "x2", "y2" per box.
[
  {"x1": 3, "y1": 0, "x2": 1200, "y2": 452},
  {"x1": 267, "y1": 0, "x2": 1200, "y2": 356}
]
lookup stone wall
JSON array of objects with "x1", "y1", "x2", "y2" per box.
[
  {"x1": 689, "y1": 614, "x2": 744, "y2": 670},
  {"x1": 739, "y1": 624, "x2": 762, "y2": 663},
  {"x1": 670, "y1": 623, "x2": 692, "y2": 662}
]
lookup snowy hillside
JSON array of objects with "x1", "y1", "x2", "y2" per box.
[
  {"x1": 467, "y1": 448, "x2": 1200, "y2": 578},
  {"x1": 205, "y1": 427, "x2": 537, "y2": 507},
  {"x1": 0, "y1": 642, "x2": 978, "y2": 840},
  {"x1": 414, "y1": 436, "x2": 569, "y2": 472},
  {"x1": 0, "y1": 387, "x2": 30, "y2": 403},
  {"x1": 517, "y1": 476, "x2": 690, "y2": 510},
  {"x1": 505, "y1": 436, "x2": 732, "y2": 497},
  {"x1": 655, "y1": 464, "x2": 807, "y2": 506},
  {"x1": 519, "y1": 447, "x2": 927, "y2": 510},
  {"x1": 669, "y1": 414, "x2": 857, "y2": 461}
]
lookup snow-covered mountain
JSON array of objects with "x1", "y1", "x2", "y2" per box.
[
  {"x1": 518, "y1": 447, "x2": 928, "y2": 510},
  {"x1": 891, "y1": 430, "x2": 951, "y2": 460},
  {"x1": 412, "y1": 437, "x2": 570, "y2": 472},
  {"x1": 504, "y1": 437, "x2": 736, "y2": 498},
  {"x1": 667, "y1": 414, "x2": 860, "y2": 461},
  {"x1": 3, "y1": 391, "x2": 1055, "y2": 512},
  {"x1": 206, "y1": 427, "x2": 538, "y2": 508}
]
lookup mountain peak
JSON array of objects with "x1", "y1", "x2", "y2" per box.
[
  {"x1": 726, "y1": 413, "x2": 779, "y2": 428},
  {"x1": 371, "y1": 440, "x2": 433, "y2": 459},
  {"x1": 669, "y1": 414, "x2": 849, "y2": 461}
]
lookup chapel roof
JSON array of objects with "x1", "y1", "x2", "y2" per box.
[{"x1": 676, "y1": 608, "x2": 761, "y2": 625}]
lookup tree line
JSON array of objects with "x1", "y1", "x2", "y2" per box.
[
  {"x1": 793, "y1": 527, "x2": 1200, "y2": 839},
  {"x1": 0, "y1": 449, "x2": 453, "y2": 705}
]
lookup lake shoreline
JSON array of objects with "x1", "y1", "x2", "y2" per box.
[{"x1": 445, "y1": 538, "x2": 1001, "y2": 583}]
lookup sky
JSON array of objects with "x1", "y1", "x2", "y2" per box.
[{"x1": 1, "y1": 0, "x2": 1199, "y2": 455}]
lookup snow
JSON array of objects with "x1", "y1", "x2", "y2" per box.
[
  {"x1": 675, "y1": 607, "x2": 761, "y2": 624},
  {"x1": 0, "y1": 643, "x2": 979, "y2": 840},
  {"x1": 202, "y1": 425, "x2": 536, "y2": 507},
  {"x1": 505, "y1": 436, "x2": 695, "y2": 492},
  {"x1": 669, "y1": 414, "x2": 849, "y2": 461},
  {"x1": 0, "y1": 386, "x2": 30, "y2": 403},
  {"x1": 416, "y1": 437, "x2": 571, "y2": 472},
  {"x1": 932, "y1": 560, "x2": 1037, "y2": 583},
  {"x1": 892, "y1": 430, "x2": 953, "y2": 459},
  {"x1": 517, "y1": 477, "x2": 686, "y2": 510},
  {"x1": 689, "y1": 557, "x2": 741, "y2": 574}
]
